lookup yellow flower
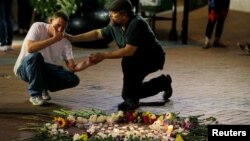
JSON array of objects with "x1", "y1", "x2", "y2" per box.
[
  {"x1": 150, "y1": 114, "x2": 157, "y2": 119},
  {"x1": 80, "y1": 133, "x2": 88, "y2": 141},
  {"x1": 165, "y1": 112, "x2": 174, "y2": 120},
  {"x1": 73, "y1": 133, "x2": 88, "y2": 141},
  {"x1": 175, "y1": 134, "x2": 184, "y2": 141},
  {"x1": 142, "y1": 111, "x2": 152, "y2": 116},
  {"x1": 157, "y1": 115, "x2": 164, "y2": 123},
  {"x1": 54, "y1": 117, "x2": 67, "y2": 128},
  {"x1": 137, "y1": 116, "x2": 142, "y2": 122}
]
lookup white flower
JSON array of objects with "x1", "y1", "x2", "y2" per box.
[
  {"x1": 58, "y1": 129, "x2": 65, "y2": 134},
  {"x1": 65, "y1": 130, "x2": 69, "y2": 135},
  {"x1": 96, "y1": 132, "x2": 107, "y2": 138},
  {"x1": 45, "y1": 123, "x2": 51, "y2": 127},
  {"x1": 48, "y1": 123, "x2": 58, "y2": 130},
  {"x1": 96, "y1": 115, "x2": 107, "y2": 123},
  {"x1": 110, "y1": 113, "x2": 120, "y2": 122},
  {"x1": 67, "y1": 115, "x2": 76, "y2": 122},
  {"x1": 184, "y1": 117, "x2": 190, "y2": 123},
  {"x1": 50, "y1": 128, "x2": 58, "y2": 135},
  {"x1": 111, "y1": 128, "x2": 120, "y2": 137},
  {"x1": 117, "y1": 110, "x2": 124, "y2": 117},
  {"x1": 89, "y1": 114, "x2": 97, "y2": 123},
  {"x1": 106, "y1": 113, "x2": 119, "y2": 125},
  {"x1": 176, "y1": 127, "x2": 184, "y2": 133},
  {"x1": 87, "y1": 125, "x2": 96, "y2": 134},
  {"x1": 73, "y1": 133, "x2": 81, "y2": 141},
  {"x1": 76, "y1": 117, "x2": 88, "y2": 124},
  {"x1": 149, "y1": 120, "x2": 162, "y2": 130}
]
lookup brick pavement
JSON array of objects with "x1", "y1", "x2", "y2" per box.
[{"x1": 0, "y1": 7, "x2": 250, "y2": 140}]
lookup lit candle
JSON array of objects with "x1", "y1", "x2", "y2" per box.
[
  {"x1": 129, "y1": 126, "x2": 134, "y2": 131},
  {"x1": 138, "y1": 127, "x2": 144, "y2": 130},
  {"x1": 113, "y1": 128, "x2": 119, "y2": 132},
  {"x1": 167, "y1": 125, "x2": 173, "y2": 135},
  {"x1": 122, "y1": 126, "x2": 127, "y2": 130}
]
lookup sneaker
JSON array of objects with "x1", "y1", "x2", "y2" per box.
[
  {"x1": 237, "y1": 42, "x2": 250, "y2": 54},
  {"x1": 163, "y1": 74, "x2": 173, "y2": 100},
  {"x1": 203, "y1": 42, "x2": 210, "y2": 49},
  {"x1": 203, "y1": 37, "x2": 210, "y2": 49},
  {"x1": 42, "y1": 90, "x2": 51, "y2": 100},
  {"x1": 213, "y1": 41, "x2": 226, "y2": 48},
  {"x1": 118, "y1": 101, "x2": 139, "y2": 111},
  {"x1": 29, "y1": 96, "x2": 45, "y2": 106},
  {"x1": 0, "y1": 45, "x2": 12, "y2": 52}
]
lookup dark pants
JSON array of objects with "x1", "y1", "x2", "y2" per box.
[
  {"x1": 17, "y1": 53, "x2": 80, "y2": 97},
  {"x1": 0, "y1": 0, "x2": 13, "y2": 46},
  {"x1": 205, "y1": 0, "x2": 230, "y2": 39},
  {"x1": 121, "y1": 53, "x2": 165, "y2": 104},
  {"x1": 17, "y1": 0, "x2": 33, "y2": 30}
]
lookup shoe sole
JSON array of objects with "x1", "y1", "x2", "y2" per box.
[
  {"x1": 29, "y1": 98, "x2": 45, "y2": 106},
  {"x1": 42, "y1": 97, "x2": 51, "y2": 101}
]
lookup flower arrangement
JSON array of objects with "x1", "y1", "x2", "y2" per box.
[{"x1": 20, "y1": 108, "x2": 218, "y2": 141}]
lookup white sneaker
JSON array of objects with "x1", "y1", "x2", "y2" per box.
[
  {"x1": 42, "y1": 90, "x2": 51, "y2": 100},
  {"x1": 29, "y1": 96, "x2": 45, "y2": 106},
  {"x1": 238, "y1": 42, "x2": 250, "y2": 54},
  {"x1": 0, "y1": 45, "x2": 12, "y2": 52},
  {"x1": 202, "y1": 37, "x2": 210, "y2": 49}
]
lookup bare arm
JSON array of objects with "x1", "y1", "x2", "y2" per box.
[
  {"x1": 26, "y1": 37, "x2": 60, "y2": 53},
  {"x1": 65, "y1": 29, "x2": 104, "y2": 42},
  {"x1": 103, "y1": 44, "x2": 137, "y2": 58},
  {"x1": 90, "y1": 44, "x2": 137, "y2": 63},
  {"x1": 26, "y1": 26, "x2": 64, "y2": 53}
]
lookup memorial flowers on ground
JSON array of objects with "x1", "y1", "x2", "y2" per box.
[{"x1": 21, "y1": 108, "x2": 218, "y2": 141}]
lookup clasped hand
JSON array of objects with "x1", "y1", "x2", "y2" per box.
[
  {"x1": 89, "y1": 53, "x2": 105, "y2": 64},
  {"x1": 51, "y1": 26, "x2": 64, "y2": 41}
]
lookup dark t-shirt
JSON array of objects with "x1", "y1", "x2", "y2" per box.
[{"x1": 101, "y1": 15, "x2": 165, "y2": 65}]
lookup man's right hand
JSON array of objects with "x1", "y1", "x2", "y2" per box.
[
  {"x1": 89, "y1": 53, "x2": 105, "y2": 64},
  {"x1": 51, "y1": 26, "x2": 64, "y2": 41}
]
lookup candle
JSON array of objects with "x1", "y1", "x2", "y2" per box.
[
  {"x1": 113, "y1": 128, "x2": 119, "y2": 132},
  {"x1": 167, "y1": 125, "x2": 173, "y2": 135}
]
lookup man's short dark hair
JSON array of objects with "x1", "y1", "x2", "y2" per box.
[
  {"x1": 108, "y1": 0, "x2": 133, "y2": 12},
  {"x1": 52, "y1": 11, "x2": 69, "y2": 22}
]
